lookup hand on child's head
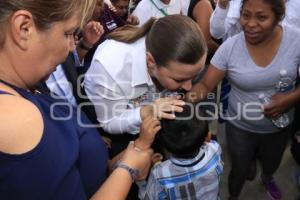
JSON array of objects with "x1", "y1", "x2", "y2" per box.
[{"x1": 152, "y1": 97, "x2": 185, "y2": 119}]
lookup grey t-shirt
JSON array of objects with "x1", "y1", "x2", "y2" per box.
[{"x1": 211, "y1": 25, "x2": 300, "y2": 133}]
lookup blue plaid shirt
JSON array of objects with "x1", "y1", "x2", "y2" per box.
[{"x1": 138, "y1": 140, "x2": 223, "y2": 200}]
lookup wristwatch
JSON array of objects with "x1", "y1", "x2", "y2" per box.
[{"x1": 112, "y1": 160, "x2": 139, "y2": 182}]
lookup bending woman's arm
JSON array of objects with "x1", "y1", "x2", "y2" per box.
[
  {"x1": 84, "y1": 60, "x2": 143, "y2": 134},
  {"x1": 84, "y1": 59, "x2": 184, "y2": 134},
  {"x1": 186, "y1": 65, "x2": 226, "y2": 102}
]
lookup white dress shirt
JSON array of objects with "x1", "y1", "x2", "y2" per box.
[
  {"x1": 46, "y1": 64, "x2": 77, "y2": 106},
  {"x1": 45, "y1": 50, "x2": 82, "y2": 107},
  {"x1": 84, "y1": 38, "x2": 158, "y2": 134},
  {"x1": 132, "y1": 0, "x2": 185, "y2": 26}
]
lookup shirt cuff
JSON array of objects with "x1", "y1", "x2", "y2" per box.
[
  {"x1": 125, "y1": 107, "x2": 142, "y2": 135},
  {"x1": 132, "y1": 107, "x2": 142, "y2": 127}
]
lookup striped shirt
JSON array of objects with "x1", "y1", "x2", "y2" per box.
[{"x1": 138, "y1": 140, "x2": 223, "y2": 200}]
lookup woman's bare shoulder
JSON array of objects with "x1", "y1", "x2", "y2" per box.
[{"x1": 0, "y1": 94, "x2": 44, "y2": 155}]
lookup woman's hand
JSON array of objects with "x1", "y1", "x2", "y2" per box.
[
  {"x1": 134, "y1": 117, "x2": 161, "y2": 150},
  {"x1": 263, "y1": 93, "x2": 294, "y2": 119},
  {"x1": 126, "y1": 15, "x2": 139, "y2": 25},
  {"x1": 217, "y1": 0, "x2": 230, "y2": 9},
  {"x1": 121, "y1": 142, "x2": 154, "y2": 180},
  {"x1": 140, "y1": 97, "x2": 185, "y2": 120},
  {"x1": 81, "y1": 21, "x2": 104, "y2": 48}
]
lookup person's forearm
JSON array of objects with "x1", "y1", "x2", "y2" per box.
[
  {"x1": 101, "y1": 108, "x2": 142, "y2": 134},
  {"x1": 210, "y1": 5, "x2": 229, "y2": 39},
  {"x1": 208, "y1": 39, "x2": 219, "y2": 55},
  {"x1": 286, "y1": 85, "x2": 300, "y2": 108},
  {"x1": 186, "y1": 82, "x2": 210, "y2": 103},
  {"x1": 90, "y1": 168, "x2": 132, "y2": 200},
  {"x1": 107, "y1": 151, "x2": 125, "y2": 172},
  {"x1": 76, "y1": 46, "x2": 89, "y2": 62},
  {"x1": 76, "y1": 39, "x2": 95, "y2": 62}
]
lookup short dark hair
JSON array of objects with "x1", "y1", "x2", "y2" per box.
[
  {"x1": 241, "y1": 0, "x2": 285, "y2": 24},
  {"x1": 160, "y1": 105, "x2": 209, "y2": 159}
]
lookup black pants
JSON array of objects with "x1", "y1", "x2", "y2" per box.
[
  {"x1": 226, "y1": 122, "x2": 290, "y2": 197},
  {"x1": 291, "y1": 135, "x2": 300, "y2": 165},
  {"x1": 291, "y1": 101, "x2": 300, "y2": 165}
]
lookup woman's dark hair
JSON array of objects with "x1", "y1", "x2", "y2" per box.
[
  {"x1": 159, "y1": 104, "x2": 209, "y2": 159},
  {"x1": 108, "y1": 15, "x2": 207, "y2": 66},
  {"x1": 241, "y1": 0, "x2": 285, "y2": 24}
]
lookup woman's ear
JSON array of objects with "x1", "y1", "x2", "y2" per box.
[
  {"x1": 146, "y1": 52, "x2": 157, "y2": 75},
  {"x1": 9, "y1": 10, "x2": 35, "y2": 50}
]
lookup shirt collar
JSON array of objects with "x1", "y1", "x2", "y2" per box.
[
  {"x1": 155, "y1": 0, "x2": 176, "y2": 9},
  {"x1": 170, "y1": 147, "x2": 205, "y2": 167}
]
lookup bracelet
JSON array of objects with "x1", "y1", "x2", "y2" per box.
[
  {"x1": 112, "y1": 160, "x2": 139, "y2": 182},
  {"x1": 78, "y1": 41, "x2": 93, "y2": 50},
  {"x1": 132, "y1": 140, "x2": 150, "y2": 152},
  {"x1": 132, "y1": 141, "x2": 143, "y2": 152}
]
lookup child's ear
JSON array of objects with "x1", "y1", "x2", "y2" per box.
[
  {"x1": 205, "y1": 132, "x2": 212, "y2": 142},
  {"x1": 151, "y1": 153, "x2": 163, "y2": 166}
]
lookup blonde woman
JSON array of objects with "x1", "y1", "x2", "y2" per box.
[{"x1": 0, "y1": 0, "x2": 154, "y2": 199}]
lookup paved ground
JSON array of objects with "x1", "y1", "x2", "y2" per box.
[{"x1": 215, "y1": 123, "x2": 300, "y2": 200}]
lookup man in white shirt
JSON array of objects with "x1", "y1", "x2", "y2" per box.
[{"x1": 132, "y1": 0, "x2": 188, "y2": 26}]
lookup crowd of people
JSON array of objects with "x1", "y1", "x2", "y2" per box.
[{"x1": 0, "y1": 0, "x2": 300, "y2": 200}]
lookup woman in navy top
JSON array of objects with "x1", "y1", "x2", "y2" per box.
[{"x1": 0, "y1": 0, "x2": 155, "y2": 199}]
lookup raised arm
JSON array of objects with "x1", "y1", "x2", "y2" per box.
[
  {"x1": 92, "y1": 117, "x2": 161, "y2": 200},
  {"x1": 77, "y1": 21, "x2": 104, "y2": 62},
  {"x1": 210, "y1": 1, "x2": 230, "y2": 39},
  {"x1": 91, "y1": 142, "x2": 154, "y2": 200},
  {"x1": 193, "y1": 0, "x2": 219, "y2": 54}
]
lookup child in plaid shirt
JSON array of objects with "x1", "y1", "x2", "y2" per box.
[{"x1": 138, "y1": 105, "x2": 223, "y2": 200}]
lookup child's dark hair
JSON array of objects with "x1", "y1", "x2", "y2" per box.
[{"x1": 160, "y1": 104, "x2": 209, "y2": 159}]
